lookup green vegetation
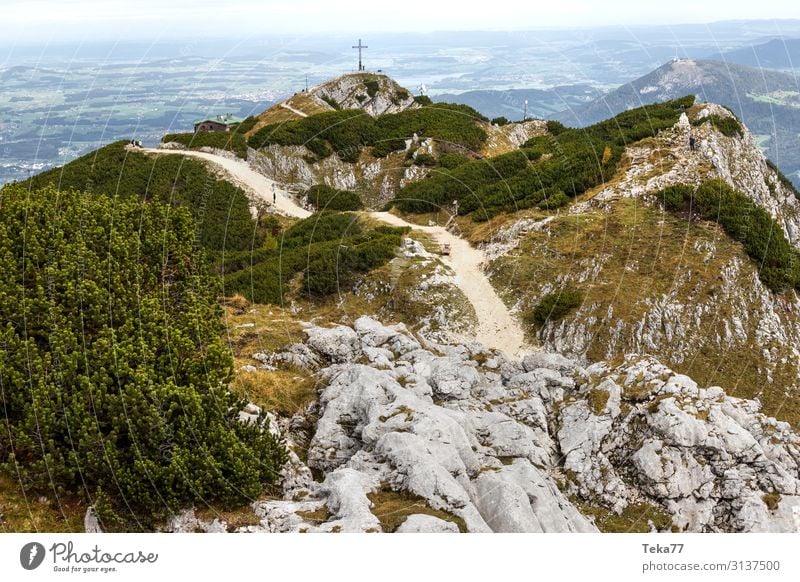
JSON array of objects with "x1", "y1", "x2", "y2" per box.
[
  {"x1": 766, "y1": 159, "x2": 800, "y2": 199},
  {"x1": 439, "y1": 153, "x2": 470, "y2": 169},
  {"x1": 526, "y1": 289, "x2": 584, "y2": 326},
  {"x1": 248, "y1": 103, "x2": 488, "y2": 163},
  {"x1": 414, "y1": 95, "x2": 432, "y2": 106},
  {"x1": 162, "y1": 131, "x2": 248, "y2": 158},
  {"x1": 692, "y1": 114, "x2": 744, "y2": 138},
  {"x1": 0, "y1": 184, "x2": 286, "y2": 527},
  {"x1": 236, "y1": 116, "x2": 258, "y2": 134},
  {"x1": 233, "y1": 368, "x2": 318, "y2": 417},
  {"x1": 223, "y1": 212, "x2": 407, "y2": 304},
  {"x1": 413, "y1": 152, "x2": 437, "y2": 167},
  {"x1": 658, "y1": 183, "x2": 695, "y2": 211},
  {"x1": 24, "y1": 142, "x2": 259, "y2": 252},
  {"x1": 491, "y1": 116, "x2": 510, "y2": 126},
  {"x1": 545, "y1": 120, "x2": 568, "y2": 136},
  {"x1": 319, "y1": 94, "x2": 341, "y2": 110},
  {"x1": 656, "y1": 179, "x2": 800, "y2": 292},
  {"x1": 364, "y1": 80, "x2": 379, "y2": 98},
  {"x1": 0, "y1": 474, "x2": 84, "y2": 532},
  {"x1": 393, "y1": 96, "x2": 694, "y2": 220},
  {"x1": 305, "y1": 184, "x2": 363, "y2": 211}
]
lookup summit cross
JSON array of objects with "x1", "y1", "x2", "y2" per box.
[{"x1": 352, "y1": 39, "x2": 368, "y2": 72}]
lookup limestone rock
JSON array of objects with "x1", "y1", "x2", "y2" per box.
[{"x1": 395, "y1": 514, "x2": 460, "y2": 533}]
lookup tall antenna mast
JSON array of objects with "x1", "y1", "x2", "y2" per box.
[
  {"x1": 523, "y1": 99, "x2": 528, "y2": 121},
  {"x1": 352, "y1": 39, "x2": 368, "y2": 72}
]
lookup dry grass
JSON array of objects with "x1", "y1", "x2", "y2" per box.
[
  {"x1": 763, "y1": 492, "x2": 781, "y2": 511},
  {"x1": 0, "y1": 475, "x2": 85, "y2": 533},
  {"x1": 232, "y1": 368, "x2": 318, "y2": 417},
  {"x1": 195, "y1": 505, "x2": 262, "y2": 531},
  {"x1": 367, "y1": 490, "x2": 466, "y2": 532},
  {"x1": 296, "y1": 505, "x2": 330, "y2": 524},
  {"x1": 221, "y1": 293, "x2": 251, "y2": 314},
  {"x1": 248, "y1": 93, "x2": 331, "y2": 135},
  {"x1": 222, "y1": 303, "x2": 305, "y2": 356},
  {"x1": 577, "y1": 500, "x2": 673, "y2": 533},
  {"x1": 587, "y1": 388, "x2": 610, "y2": 415},
  {"x1": 490, "y1": 197, "x2": 800, "y2": 427}
]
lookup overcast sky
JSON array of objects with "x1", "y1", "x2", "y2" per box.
[{"x1": 7, "y1": 0, "x2": 800, "y2": 42}]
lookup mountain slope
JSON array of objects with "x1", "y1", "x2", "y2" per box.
[
  {"x1": 710, "y1": 38, "x2": 800, "y2": 70},
  {"x1": 552, "y1": 59, "x2": 800, "y2": 186},
  {"x1": 483, "y1": 102, "x2": 800, "y2": 428}
]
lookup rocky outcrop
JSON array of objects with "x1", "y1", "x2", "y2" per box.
[
  {"x1": 249, "y1": 141, "x2": 430, "y2": 208},
  {"x1": 311, "y1": 73, "x2": 417, "y2": 118},
  {"x1": 168, "y1": 318, "x2": 800, "y2": 533},
  {"x1": 481, "y1": 119, "x2": 548, "y2": 157}
]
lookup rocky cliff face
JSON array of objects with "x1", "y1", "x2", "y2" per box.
[
  {"x1": 487, "y1": 103, "x2": 800, "y2": 426},
  {"x1": 165, "y1": 318, "x2": 800, "y2": 533},
  {"x1": 249, "y1": 142, "x2": 430, "y2": 208}
]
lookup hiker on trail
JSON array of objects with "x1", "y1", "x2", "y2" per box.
[
  {"x1": 272, "y1": 183, "x2": 276, "y2": 203},
  {"x1": 689, "y1": 133, "x2": 696, "y2": 152}
]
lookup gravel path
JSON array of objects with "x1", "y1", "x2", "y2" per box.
[{"x1": 143, "y1": 148, "x2": 530, "y2": 356}]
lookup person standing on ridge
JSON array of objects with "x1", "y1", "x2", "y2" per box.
[
  {"x1": 689, "y1": 133, "x2": 696, "y2": 152},
  {"x1": 272, "y1": 183, "x2": 276, "y2": 203}
]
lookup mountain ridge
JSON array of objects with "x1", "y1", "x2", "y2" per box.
[{"x1": 551, "y1": 58, "x2": 800, "y2": 187}]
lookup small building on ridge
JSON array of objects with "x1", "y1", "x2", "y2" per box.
[{"x1": 194, "y1": 114, "x2": 243, "y2": 133}]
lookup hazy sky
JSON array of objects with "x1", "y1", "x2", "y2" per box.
[{"x1": 8, "y1": 0, "x2": 800, "y2": 42}]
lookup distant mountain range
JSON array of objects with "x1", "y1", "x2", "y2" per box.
[
  {"x1": 432, "y1": 85, "x2": 602, "y2": 121},
  {"x1": 550, "y1": 59, "x2": 800, "y2": 186},
  {"x1": 711, "y1": 38, "x2": 800, "y2": 70}
]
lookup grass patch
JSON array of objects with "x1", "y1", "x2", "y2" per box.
[
  {"x1": 763, "y1": 492, "x2": 781, "y2": 511},
  {"x1": 578, "y1": 500, "x2": 672, "y2": 533},
  {"x1": 297, "y1": 505, "x2": 331, "y2": 524},
  {"x1": 195, "y1": 506, "x2": 262, "y2": 531},
  {"x1": 232, "y1": 369, "x2": 318, "y2": 417},
  {"x1": 367, "y1": 490, "x2": 466, "y2": 532},
  {"x1": 491, "y1": 197, "x2": 800, "y2": 427},
  {"x1": 587, "y1": 388, "x2": 611, "y2": 415},
  {"x1": 0, "y1": 475, "x2": 85, "y2": 532}
]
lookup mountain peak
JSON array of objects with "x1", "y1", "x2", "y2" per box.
[{"x1": 251, "y1": 72, "x2": 417, "y2": 130}]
